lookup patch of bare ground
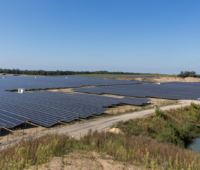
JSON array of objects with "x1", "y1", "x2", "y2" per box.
[
  {"x1": 105, "y1": 98, "x2": 178, "y2": 115},
  {"x1": 47, "y1": 88, "x2": 76, "y2": 93},
  {"x1": 47, "y1": 86, "x2": 97, "y2": 93},
  {"x1": 100, "y1": 94, "x2": 124, "y2": 98},
  {"x1": 29, "y1": 150, "x2": 141, "y2": 170},
  {"x1": 113, "y1": 76, "x2": 200, "y2": 82},
  {"x1": 0, "y1": 126, "x2": 46, "y2": 141},
  {"x1": 153, "y1": 76, "x2": 200, "y2": 82},
  {"x1": 106, "y1": 128, "x2": 125, "y2": 135}
]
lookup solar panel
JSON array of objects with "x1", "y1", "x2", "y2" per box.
[
  {"x1": 73, "y1": 82, "x2": 200, "y2": 100},
  {"x1": 0, "y1": 91, "x2": 149, "y2": 129},
  {"x1": 0, "y1": 75, "x2": 150, "y2": 91}
]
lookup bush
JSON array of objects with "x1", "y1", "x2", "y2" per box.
[
  {"x1": 158, "y1": 123, "x2": 184, "y2": 147},
  {"x1": 155, "y1": 107, "x2": 163, "y2": 117},
  {"x1": 191, "y1": 102, "x2": 198, "y2": 109}
]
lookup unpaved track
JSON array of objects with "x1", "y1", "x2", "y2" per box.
[{"x1": 0, "y1": 101, "x2": 192, "y2": 149}]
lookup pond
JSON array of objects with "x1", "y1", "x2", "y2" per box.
[{"x1": 188, "y1": 138, "x2": 200, "y2": 153}]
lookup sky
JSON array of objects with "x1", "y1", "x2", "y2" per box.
[{"x1": 0, "y1": 0, "x2": 200, "y2": 74}]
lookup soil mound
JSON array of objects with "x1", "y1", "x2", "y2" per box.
[
  {"x1": 108, "y1": 128, "x2": 124, "y2": 135},
  {"x1": 185, "y1": 77, "x2": 200, "y2": 82}
]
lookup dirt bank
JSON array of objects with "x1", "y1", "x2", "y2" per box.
[{"x1": 114, "y1": 76, "x2": 200, "y2": 83}]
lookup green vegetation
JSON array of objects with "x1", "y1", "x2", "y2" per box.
[
  {"x1": 1, "y1": 103, "x2": 200, "y2": 170},
  {"x1": 114, "y1": 103, "x2": 200, "y2": 147},
  {"x1": 1, "y1": 130, "x2": 200, "y2": 170},
  {"x1": 178, "y1": 71, "x2": 200, "y2": 78},
  {"x1": 73, "y1": 74, "x2": 167, "y2": 77},
  {"x1": 0, "y1": 68, "x2": 168, "y2": 77}
]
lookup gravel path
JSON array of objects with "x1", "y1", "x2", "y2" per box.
[{"x1": 0, "y1": 101, "x2": 192, "y2": 150}]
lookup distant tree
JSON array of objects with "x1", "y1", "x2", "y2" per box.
[
  {"x1": 178, "y1": 71, "x2": 200, "y2": 78},
  {"x1": 0, "y1": 68, "x2": 157, "y2": 76}
]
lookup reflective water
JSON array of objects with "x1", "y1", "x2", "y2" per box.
[{"x1": 188, "y1": 138, "x2": 200, "y2": 153}]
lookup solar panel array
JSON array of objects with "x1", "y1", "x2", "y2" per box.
[
  {"x1": 0, "y1": 75, "x2": 150, "y2": 91},
  {"x1": 73, "y1": 82, "x2": 200, "y2": 100},
  {"x1": 0, "y1": 91, "x2": 150, "y2": 129}
]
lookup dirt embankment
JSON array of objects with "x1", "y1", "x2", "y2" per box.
[
  {"x1": 153, "y1": 76, "x2": 200, "y2": 82},
  {"x1": 114, "y1": 76, "x2": 200, "y2": 83}
]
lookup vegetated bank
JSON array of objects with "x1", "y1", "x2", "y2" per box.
[
  {"x1": 1, "y1": 103, "x2": 200, "y2": 170},
  {"x1": 114, "y1": 102, "x2": 200, "y2": 147},
  {"x1": 0, "y1": 130, "x2": 199, "y2": 169}
]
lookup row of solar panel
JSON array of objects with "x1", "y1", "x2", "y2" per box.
[
  {"x1": 0, "y1": 75, "x2": 150, "y2": 91},
  {"x1": 0, "y1": 91, "x2": 150, "y2": 129},
  {"x1": 73, "y1": 82, "x2": 200, "y2": 100}
]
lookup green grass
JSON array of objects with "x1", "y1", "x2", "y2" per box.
[
  {"x1": 72, "y1": 74, "x2": 172, "y2": 77},
  {"x1": 113, "y1": 103, "x2": 200, "y2": 147}
]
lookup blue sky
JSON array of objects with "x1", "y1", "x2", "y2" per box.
[{"x1": 0, "y1": 0, "x2": 200, "y2": 74}]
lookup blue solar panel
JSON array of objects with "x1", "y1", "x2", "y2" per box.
[
  {"x1": 73, "y1": 82, "x2": 200, "y2": 100},
  {"x1": 0, "y1": 75, "x2": 150, "y2": 91},
  {"x1": 0, "y1": 90, "x2": 149, "y2": 128}
]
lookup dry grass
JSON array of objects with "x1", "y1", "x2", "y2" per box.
[
  {"x1": 82, "y1": 130, "x2": 200, "y2": 170},
  {"x1": 105, "y1": 99, "x2": 178, "y2": 115},
  {"x1": 1, "y1": 131, "x2": 200, "y2": 170},
  {"x1": 0, "y1": 134, "x2": 69, "y2": 170}
]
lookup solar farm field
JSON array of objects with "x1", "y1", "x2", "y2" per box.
[
  {"x1": 1, "y1": 75, "x2": 199, "y2": 132},
  {"x1": 73, "y1": 82, "x2": 200, "y2": 100},
  {"x1": 0, "y1": 75, "x2": 150, "y2": 91},
  {"x1": 0, "y1": 76, "x2": 150, "y2": 130},
  {"x1": 0, "y1": 91, "x2": 150, "y2": 129}
]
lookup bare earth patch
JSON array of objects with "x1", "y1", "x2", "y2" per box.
[
  {"x1": 105, "y1": 98, "x2": 178, "y2": 115},
  {"x1": 114, "y1": 76, "x2": 200, "y2": 82},
  {"x1": 29, "y1": 150, "x2": 141, "y2": 170},
  {"x1": 0, "y1": 126, "x2": 46, "y2": 141}
]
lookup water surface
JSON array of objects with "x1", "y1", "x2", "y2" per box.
[{"x1": 188, "y1": 138, "x2": 200, "y2": 153}]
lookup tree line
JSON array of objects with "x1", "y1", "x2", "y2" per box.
[
  {"x1": 0, "y1": 68, "x2": 146, "y2": 76},
  {"x1": 178, "y1": 71, "x2": 200, "y2": 78}
]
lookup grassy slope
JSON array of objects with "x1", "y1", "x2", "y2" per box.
[
  {"x1": 1, "y1": 104, "x2": 200, "y2": 170},
  {"x1": 1, "y1": 130, "x2": 199, "y2": 170},
  {"x1": 114, "y1": 103, "x2": 200, "y2": 147}
]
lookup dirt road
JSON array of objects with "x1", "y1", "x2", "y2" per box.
[
  {"x1": 0, "y1": 101, "x2": 192, "y2": 150},
  {"x1": 55, "y1": 102, "x2": 189, "y2": 138}
]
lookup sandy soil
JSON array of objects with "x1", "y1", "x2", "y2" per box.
[
  {"x1": 153, "y1": 76, "x2": 200, "y2": 82},
  {"x1": 29, "y1": 150, "x2": 141, "y2": 170},
  {"x1": 0, "y1": 126, "x2": 46, "y2": 141},
  {"x1": 47, "y1": 86, "x2": 96, "y2": 93},
  {"x1": 48, "y1": 88, "x2": 76, "y2": 93},
  {"x1": 107, "y1": 128, "x2": 124, "y2": 135},
  {"x1": 115, "y1": 76, "x2": 200, "y2": 83},
  {"x1": 105, "y1": 98, "x2": 178, "y2": 115}
]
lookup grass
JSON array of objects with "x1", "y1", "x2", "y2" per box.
[
  {"x1": 72, "y1": 74, "x2": 172, "y2": 77},
  {"x1": 82, "y1": 130, "x2": 200, "y2": 170},
  {"x1": 113, "y1": 103, "x2": 200, "y2": 147},
  {"x1": 0, "y1": 73, "x2": 174, "y2": 77},
  {"x1": 1, "y1": 130, "x2": 200, "y2": 170}
]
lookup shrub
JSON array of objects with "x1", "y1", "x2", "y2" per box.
[
  {"x1": 155, "y1": 107, "x2": 163, "y2": 117},
  {"x1": 191, "y1": 102, "x2": 198, "y2": 109},
  {"x1": 158, "y1": 123, "x2": 184, "y2": 147}
]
